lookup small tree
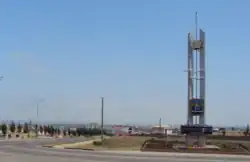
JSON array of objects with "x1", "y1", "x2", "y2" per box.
[
  {"x1": 50, "y1": 126, "x2": 55, "y2": 136},
  {"x1": 68, "y1": 128, "x2": 71, "y2": 136},
  {"x1": 39, "y1": 125, "x2": 43, "y2": 134},
  {"x1": 17, "y1": 123, "x2": 22, "y2": 133},
  {"x1": 72, "y1": 130, "x2": 76, "y2": 136},
  {"x1": 63, "y1": 129, "x2": 66, "y2": 136},
  {"x1": 1, "y1": 123, "x2": 7, "y2": 135},
  {"x1": 47, "y1": 125, "x2": 51, "y2": 135},
  {"x1": 23, "y1": 122, "x2": 29, "y2": 134},
  {"x1": 222, "y1": 130, "x2": 226, "y2": 136},
  {"x1": 10, "y1": 121, "x2": 16, "y2": 133},
  {"x1": 43, "y1": 125, "x2": 48, "y2": 135},
  {"x1": 76, "y1": 128, "x2": 81, "y2": 136},
  {"x1": 35, "y1": 124, "x2": 38, "y2": 136}
]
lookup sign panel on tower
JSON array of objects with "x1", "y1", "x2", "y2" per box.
[{"x1": 190, "y1": 98, "x2": 204, "y2": 114}]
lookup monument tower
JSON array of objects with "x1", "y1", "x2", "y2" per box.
[{"x1": 181, "y1": 13, "x2": 212, "y2": 147}]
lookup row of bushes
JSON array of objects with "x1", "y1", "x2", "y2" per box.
[
  {"x1": 0, "y1": 121, "x2": 115, "y2": 137},
  {"x1": 0, "y1": 122, "x2": 27, "y2": 135},
  {"x1": 0, "y1": 122, "x2": 113, "y2": 137},
  {"x1": 0, "y1": 122, "x2": 63, "y2": 136}
]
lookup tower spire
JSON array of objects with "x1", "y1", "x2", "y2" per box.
[{"x1": 195, "y1": 12, "x2": 198, "y2": 40}]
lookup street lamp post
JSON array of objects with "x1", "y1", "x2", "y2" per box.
[
  {"x1": 36, "y1": 102, "x2": 39, "y2": 118},
  {"x1": 36, "y1": 101, "x2": 39, "y2": 137},
  {"x1": 36, "y1": 99, "x2": 44, "y2": 120},
  {"x1": 101, "y1": 97, "x2": 104, "y2": 143},
  {"x1": 36, "y1": 99, "x2": 44, "y2": 137}
]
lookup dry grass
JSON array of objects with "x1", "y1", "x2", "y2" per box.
[
  {"x1": 42, "y1": 135, "x2": 108, "y2": 148},
  {"x1": 66, "y1": 136, "x2": 151, "y2": 151},
  {"x1": 22, "y1": 133, "x2": 37, "y2": 138}
]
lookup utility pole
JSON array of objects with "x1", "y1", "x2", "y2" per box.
[
  {"x1": 36, "y1": 102, "x2": 39, "y2": 118},
  {"x1": 36, "y1": 99, "x2": 44, "y2": 121},
  {"x1": 36, "y1": 101, "x2": 39, "y2": 137},
  {"x1": 101, "y1": 97, "x2": 104, "y2": 143},
  {"x1": 36, "y1": 99, "x2": 44, "y2": 137}
]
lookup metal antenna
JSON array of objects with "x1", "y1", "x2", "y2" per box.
[{"x1": 195, "y1": 12, "x2": 198, "y2": 40}]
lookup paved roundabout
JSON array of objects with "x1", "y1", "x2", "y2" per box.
[{"x1": 0, "y1": 138, "x2": 250, "y2": 162}]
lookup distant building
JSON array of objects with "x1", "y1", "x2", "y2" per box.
[
  {"x1": 112, "y1": 125, "x2": 136, "y2": 136},
  {"x1": 151, "y1": 125, "x2": 173, "y2": 135}
]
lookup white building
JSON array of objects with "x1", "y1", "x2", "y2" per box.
[{"x1": 151, "y1": 125, "x2": 173, "y2": 135}]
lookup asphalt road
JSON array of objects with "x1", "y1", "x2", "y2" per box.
[{"x1": 0, "y1": 138, "x2": 250, "y2": 162}]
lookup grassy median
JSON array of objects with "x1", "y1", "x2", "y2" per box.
[{"x1": 64, "y1": 136, "x2": 151, "y2": 151}]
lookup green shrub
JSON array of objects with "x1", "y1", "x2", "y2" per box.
[
  {"x1": 17, "y1": 123, "x2": 22, "y2": 133},
  {"x1": 1, "y1": 124, "x2": 7, "y2": 135},
  {"x1": 23, "y1": 122, "x2": 29, "y2": 133},
  {"x1": 10, "y1": 121, "x2": 16, "y2": 133}
]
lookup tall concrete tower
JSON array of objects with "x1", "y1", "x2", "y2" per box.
[
  {"x1": 187, "y1": 25, "x2": 205, "y2": 125},
  {"x1": 181, "y1": 13, "x2": 212, "y2": 147}
]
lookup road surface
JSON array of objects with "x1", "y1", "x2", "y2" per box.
[{"x1": 0, "y1": 138, "x2": 250, "y2": 162}]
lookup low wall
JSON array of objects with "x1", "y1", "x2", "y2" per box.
[{"x1": 131, "y1": 134, "x2": 250, "y2": 141}]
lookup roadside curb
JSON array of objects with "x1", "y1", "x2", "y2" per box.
[
  {"x1": 42, "y1": 145, "x2": 95, "y2": 151},
  {"x1": 42, "y1": 145, "x2": 55, "y2": 148},
  {"x1": 42, "y1": 139, "x2": 97, "y2": 149},
  {"x1": 64, "y1": 147, "x2": 94, "y2": 151}
]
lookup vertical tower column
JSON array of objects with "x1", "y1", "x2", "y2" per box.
[
  {"x1": 187, "y1": 33, "x2": 194, "y2": 125},
  {"x1": 199, "y1": 29, "x2": 205, "y2": 125},
  {"x1": 197, "y1": 29, "x2": 206, "y2": 146}
]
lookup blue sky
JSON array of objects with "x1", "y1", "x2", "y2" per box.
[{"x1": 0, "y1": 0, "x2": 249, "y2": 126}]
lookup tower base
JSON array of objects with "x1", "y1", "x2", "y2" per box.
[
  {"x1": 185, "y1": 134, "x2": 206, "y2": 147},
  {"x1": 180, "y1": 124, "x2": 213, "y2": 147}
]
